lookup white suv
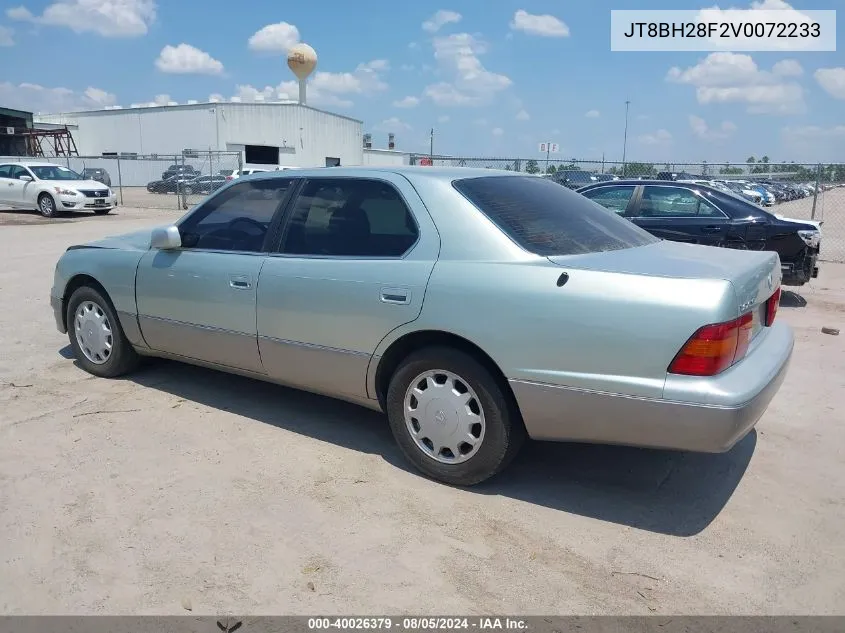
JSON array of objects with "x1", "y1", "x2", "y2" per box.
[{"x1": 0, "y1": 161, "x2": 117, "y2": 218}]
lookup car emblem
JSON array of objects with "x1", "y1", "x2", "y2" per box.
[{"x1": 434, "y1": 410, "x2": 447, "y2": 426}]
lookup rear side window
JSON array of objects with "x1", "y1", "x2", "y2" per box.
[{"x1": 453, "y1": 176, "x2": 658, "y2": 256}]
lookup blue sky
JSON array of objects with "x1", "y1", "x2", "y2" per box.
[{"x1": 1, "y1": 0, "x2": 843, "y2": 163}]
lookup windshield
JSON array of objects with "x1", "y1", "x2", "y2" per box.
[
  {"x1": 453, "y1": 175, "x2": 658, "y2": 257},
  {"x1": 29, "y1": 165, "x2": 83, "y2": 181}
]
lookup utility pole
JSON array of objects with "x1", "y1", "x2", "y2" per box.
[
  {"x1": 622, "y1": 100, "x2": 630, "y2": 178},
  {"x1": 430, "y1": 128, "x2": 434, "y2": 159}
]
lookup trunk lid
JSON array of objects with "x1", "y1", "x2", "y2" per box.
[{"x1": 547, "y1": 240, "x2": 782, "y2": 318}]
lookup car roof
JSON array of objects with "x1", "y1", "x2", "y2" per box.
[
  {"x1": 248, "y1": 165, "x2": 530, "y2": 182},
  {"x1": 3, "y1": 161, "x2": 62, "y2": 167}
]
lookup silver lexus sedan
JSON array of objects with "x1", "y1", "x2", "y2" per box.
[{"x1": 51, "y1": 167, "x2": 793, "y2": 485}]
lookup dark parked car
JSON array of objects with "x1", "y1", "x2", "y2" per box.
[
  {"x1": 161, "y1": 164, "x2": 199, "y2": 180},
  {"x1": 550, "y1": 169, "x2": 597, "y2": 189},
  {"x1": 188, "y1": 175, "x2": 228, "y2": 194},
  {"x1": 146, "y1": 174, "x2": 196, "y2": 194},
  {"x1": 577, "y1": 179, "x2": 822, "y2": 286},
  {"x1": 80, "y1": 167, "x2": 112, "y2": 187}
]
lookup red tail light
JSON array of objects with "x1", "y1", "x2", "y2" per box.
[
  {"x1": 669, "y1": 313, "x2": 754, "y2": 377},
  {"x1": 765, "y1": 287, "x2": 781, "y2": 326}
]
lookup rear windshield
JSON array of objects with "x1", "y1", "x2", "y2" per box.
[{"x1": 453, "y1": 175, "x2": 659, "y2": 256}]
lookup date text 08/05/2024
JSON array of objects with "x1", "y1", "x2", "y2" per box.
[
  {"x1": 307, "y1": 618, "x2": 528, "y2": 631},
  {"x1": 623, "y1": 21, "x2": 822, "y2": 38}
]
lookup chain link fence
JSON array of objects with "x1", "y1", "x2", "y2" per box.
[
  {"x1": 62, "y1": 151, "x2": 243, "y2": 211},
  {"x1": 410, "y1": 155, "x2": 845, "y2": 264}
]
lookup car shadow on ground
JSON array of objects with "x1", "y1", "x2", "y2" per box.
[
  {"x1": 63, "y1": 349, "x2": 756, "y2": 538},
  {"x1": 780, "y1": 290, "x2": 808, "y2": 308},
  {"x1": 0, "y1": 208, "x2": 93, "y2": 225}
]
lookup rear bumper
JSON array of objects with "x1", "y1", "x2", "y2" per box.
[
  {"x1": 782, "y1": 249, "x2": 819, "y2": 286},
  {"x1": 510, "y1": 322, "x2": 794, "y2": 453}
]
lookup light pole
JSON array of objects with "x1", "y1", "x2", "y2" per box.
[{"x1": 621, "y1": 100, "x2": 630, "y2": 177}]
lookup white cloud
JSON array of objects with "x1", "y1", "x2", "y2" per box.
[
  {"x1": 375, "y1": 117, "x2": 411, "y2": 132},
  {"x1": 492, "y1": 127, "x2": 504, "y2": 137},
  {"x1": 6, "y1": 0, "x2": 155, "y2": 37},
  {"x1": 153, "y1": 93, "x2": 170, "y2": 106},
  {"x1": 208, "y1": 93, "x2": 224, "y2": 103},
  {"x1": 516, "y1": 109, "x2": 530, "y2": 121},
  {"x1": 689, "y1": 115, "x2": 736, "y2": 140},
  {"x1": 782, "y1": 125, "x2": 845, "y2": 140},
  {"x1": 815, "y1": 68, "x2": 845, "y2": 100},
  {"x1": 638, "y1": 129, "x2": 673, "y2": 145},
  {"x1": 393, "y1": 96, "x2": 420, "y2": 108},
  {"x1": 509, "y1": 9, "x2": 570, "y2": 37},
  {"x1": 667, "y1": 52, "x2": 804, "y2": 114},
  {"x1": 248, "y1": 21, "x2": 299, "y2": 53},
  {"x1": 422, "y1": 9, "x2": 461, "y2": 33},
  {"x1": 585, "y1": 109, "x2": 600, "y2": 118},
  {"x1": 781, "y1": 124, "x2": 845, "y2": 161},
  {"x1": 437, "y1": 115, "x2": 450, "y2": 123},
  {"x1": 772, "y1": 59, "x2": 803, "y2": 77},
  {"x1": 155, "y1": 43, "x2": 224, "y2": 75},
  {"x1": 0, "y1": 24, "x2": 13, "y2": 45},
  {"x1": 424, "y1": 33, "x2": 511, "y2": 106},
  {"x1": 0, "y1": 81, "x2": 116, "y2": 113},
  {"x1": 231, "y1": 58, "x2": 388, "y2": 109}
]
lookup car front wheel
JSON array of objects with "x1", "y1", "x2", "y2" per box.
[
  {"x1": 386, "y1": 347, "x2": 525, "y2": 486},
  {"x1": 66, "y1": 285, "x2": 140, "y2": 378},
  {"x1": 38, "y1": 193, "x2": 57, "y2": 218}
]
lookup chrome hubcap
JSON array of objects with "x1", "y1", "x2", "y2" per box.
[
  {"x1": 74, "y1": 301, "x2": 113, "y2": 364},
  {"x1": 40, "y1": 197, "x2": 53, "y2": 214},
  {"x1": 403, "y1": 370, "x2": 486, "y2": 464}
]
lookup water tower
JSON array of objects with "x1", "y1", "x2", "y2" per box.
[{"x1": 287, "y1": 43, "x2": 318, "y2": 105}]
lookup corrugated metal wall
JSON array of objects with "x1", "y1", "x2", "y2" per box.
[{"x1": 36, "y1": 103, "x2": 364, "y2": 167}]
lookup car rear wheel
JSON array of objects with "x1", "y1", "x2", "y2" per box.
[
  {"x1": 66, "y1": 285, "x2": 140, "y2": 378},
  {"x1": 38, "y1": 193, "x2": 57, "y2": 218},
  {"x1": 386, "y1": 346, "x2": 525, "y2": 486}
]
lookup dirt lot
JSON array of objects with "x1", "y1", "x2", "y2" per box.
[{"x1": 1, "y1": 206, "x2": 844, "y2": 615}]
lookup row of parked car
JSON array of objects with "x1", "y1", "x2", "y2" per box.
[
  {"x1": 145, "y1": 165, "x2": 301, "y2": 195},
  {"x1": 546, "y1": 169, "x2": 823, "y2": 208}
]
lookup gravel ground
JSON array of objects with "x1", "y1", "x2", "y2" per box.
[{"x1": 1, "y1": 206, "x2": 844, "y2": 615}]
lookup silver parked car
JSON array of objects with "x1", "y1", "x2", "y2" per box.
[{"x1": 51, "y1": 168, "x2": 793, "y2": 485}]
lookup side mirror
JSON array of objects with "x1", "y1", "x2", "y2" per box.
[
  {"x1": 19, "y1": 175, "x2": 33, "y2": 182},
  {"x1": 150, "y1": 225, "x2": 182, "y2": 250}
]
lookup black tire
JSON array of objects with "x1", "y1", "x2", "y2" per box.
[
  {"x1": 37, "y1": 192, "x2": 57, "y2": 218},
  {"x1": 386, "y1": 346, "x2": 525, "y2": 486},
  {"x1": 66, "y1": 285, "x2": 140, "y2": 378},
  {"x1": 93, "y1": 209, "x2": 112, "y2": 215}
]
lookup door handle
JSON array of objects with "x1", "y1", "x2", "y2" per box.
[
  {"x1": 701, "y1": 226, "x2": 722, "y2": 233},
  {"x1": 229, "y1": 275, "x2": 251, "y2": 289},
  {"x1": 380, "y1": 286, "x2": 410, "y2": 305}
]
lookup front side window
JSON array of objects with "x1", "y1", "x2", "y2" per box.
[
  {"x1": 453, "y1": 176, "x2": 657, "y2": 256},
  {"x1": 28, "y1": 165, "x2": 82, "y2": 181},
  {"x1": 281, "y1": 178, "x2": 418, "y2": 257},
  {"x1": 638, "y1": 186, "x2": 724, "y2": 218},
  {"x1": 10, "y1": 166, "x2": 32, "y2": 180},
  {"x1": 178, "y1": 178, "x2": 294, "y2": 252},
  {"x1": 581, "y1": 185, "x2": 637, "y2": 215}
]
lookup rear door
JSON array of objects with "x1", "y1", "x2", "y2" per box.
[
  {"x1": 579, "y1": 184, "x2": 640, "y2": 216},
  {"x1": 256, "y1": 174, "x2": 439, "y2": 400},
  {"x1": 627, "y1": 184, "x2": 730, "y2": 247}
]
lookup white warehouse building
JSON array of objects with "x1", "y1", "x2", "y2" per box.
[
  {"x1": 36, "y1": 101, "x2": 361, "y2": 168},
  {"x1": 35, "y1": 101, "x2": 411, "y2": 169}
]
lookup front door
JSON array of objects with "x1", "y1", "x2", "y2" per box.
[
  {"x1": 6, "y1": 165, "x2": 32, "y2": 206},
  {"x1": 628, "y1": 184, "x2": 730, "y2": 247},
  {"x1": 257, "y1": 175, "x2": 439, "y2": 400},
  {"x1": 135, "y1": 177, "x2": 296, "y2": 373},
  {"x1": 0, "y1": 165, "x2": 14, "y2": 205}
]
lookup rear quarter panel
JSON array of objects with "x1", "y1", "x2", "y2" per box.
[
  {"x1": 52, "y1": 247, "x2": 147, "y2": 347},
  {"x1": 373, "y1": 258, "x2": 738, "y2": 399}
]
